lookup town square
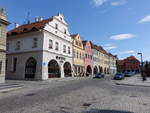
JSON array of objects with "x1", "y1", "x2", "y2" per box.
[{"x1": 0, "y1": 0, "x2": 150, "y2": 113}]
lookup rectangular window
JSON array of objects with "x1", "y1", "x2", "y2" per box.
[
  {"x1": 85, "y1": 54, "x2": 87, "y2": 58},
  {"x1": 77, "y1": 52, "x2": 78, "y2": 59},
  {"x1": 0, "y1": 61, "x2": 2, "y2": 74},
  {"x1": 6, "y1": 42, "x2": 9, "y2": 51},
  {"x1": 49, "y1": 39, "x2": 53, "y2": 49},
  {"x1": 64, "y1": 29, "x2": 67, "y2": 34},
  {"x1": 80, "y1": 53, "x2": 82, "y2": 59},
  {"x1": 68, "y1": 47, "x2": 71, "y2": 54},
  {"x1": 63, "y1": 45, "x2": 66, "y2": 53},
  {"x1": 55, "y1": 42, "x2": 59, "y2": 50},
  {"x1": 15, "y1": 41, "x2": 20, "y2": 50},
  {"x1": 55, "y1": 24, "x2": 58, "y2": 29},
  {"x1": 13, "y1": 58, "x2": 17, "y2": 72},
  {"x1": 79, "y1": 42, "x2": 81, "y2": 47},
  {"x1": 32, "y1": 38, "x2": 38, "y2": 48}
]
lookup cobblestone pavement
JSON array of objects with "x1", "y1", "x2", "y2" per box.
[
  {"x1": 0, "y1": 76, "x2": 150, "y2": 113},
  {"x1": 114, "y1": 74, "x2": 150, "y2": 87}
]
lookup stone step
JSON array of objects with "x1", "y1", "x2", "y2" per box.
[{"x1": 0, "y1": 83, "x2": 23, "y2": 93}]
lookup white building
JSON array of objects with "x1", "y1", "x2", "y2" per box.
[
  {"x1": 108, "y1": 53, "x2": 117, "y2": 74},
  {"x1": 6, "y1": 13, "x2": 73, "y2": 80}
]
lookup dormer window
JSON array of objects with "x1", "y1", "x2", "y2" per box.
[{"x1": 55, "y1": 23, "x2": 58, "y2": 29}]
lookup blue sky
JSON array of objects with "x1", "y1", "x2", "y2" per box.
[{"x1": 1, "y1": 0, "x2": 150, "y2": 61}]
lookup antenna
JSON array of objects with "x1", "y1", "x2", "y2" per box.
[{"x1": 26, "y1": 12, "x2": 30, "y2": 24}]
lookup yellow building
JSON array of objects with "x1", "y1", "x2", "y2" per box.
[
  {"x1": 98, "y1": 46, "x2": 105, "y2": 73},
  {"x1": 71, "y1": 34, "x2": 84, "y2": 77}
]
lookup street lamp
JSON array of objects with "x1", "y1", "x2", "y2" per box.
[
  {"x1": 137, "y1": 52, "x2": 146, "y2": 81},
  {"x1": 137, "y1": 53, "x2": 143, "y2": 64}
]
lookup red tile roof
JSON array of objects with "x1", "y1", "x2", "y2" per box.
[
  {"x1": 7, "y1": 18, "x2": 53, "y2": 37},
  {"x1": 82, "y1": 40, "x2": 88, "y2": 47},
  {"x1": 70, "y1": 34, "x2": 78, "y2": 39}
]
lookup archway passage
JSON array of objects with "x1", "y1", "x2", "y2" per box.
[
  {"x1": 25, "y1": 57, "x2": 37, "y2": 79},
  {"x1": 94, "y1": 66, "x2": 98, "y2": 75},
  {"x1": 100, "y1": 66, "x2": 103, "y2": 73},
  {"x1": 86, "y1": 65, "x2": 92, "y2": 76},
  {"x1": 48, "y1": 60, "x2": 60, "y2": 78},
  {"x1": 64, "y1": 62, "x2": 72, "y2": 77}
]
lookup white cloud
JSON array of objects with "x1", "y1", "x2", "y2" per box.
[
  {"x1": 93, "y1": 0, "x2": 107, "y2": 6},
  {"x1": 119, "y1": 50, "x2": 135, "y2": 54},
  {"x1": 110, "y1": 33, "x2": 135, "y2": 40},
  {"x1": 138, "y1": 15, "x2": 150, "y2": 24},
  {"x1": 111, "y1": 1, "x2": 127, "y2": 6},
  {"x1": 103, "y1": 44, "x2": 117, "y2": 50}
]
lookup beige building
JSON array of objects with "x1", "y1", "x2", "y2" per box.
[
  {"x1": 0, "y1": 8, "x2": 9, "y2": 83},
  {"x1": 98, "y1": 46, "x2": 106, "y2": 73},
  {"x1": 71, "y1": 34, "x2": 84, "y2": 77}
]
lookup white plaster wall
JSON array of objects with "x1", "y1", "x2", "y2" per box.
[
  {"x1": 7, "y1": 32, "x2": 44, "y2": 54},
  {"x1": 42, "y1": 51, "x2": 73, "y2": 80}
]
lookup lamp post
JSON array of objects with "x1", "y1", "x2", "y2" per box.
[{"x1": 137, "y1": 52, "x2": 146, "y2": 81}]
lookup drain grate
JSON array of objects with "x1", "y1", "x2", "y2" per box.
[
  {"x1": 25, "y1": 93, "x2": 36, "y2": 96},
  {"x1": 130, "y1": 95, "x2": 137, "y2": 98},
  {"x1": 83, "y1": 103, "x2": 91, "y2": 107}
]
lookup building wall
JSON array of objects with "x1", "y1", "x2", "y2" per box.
[
  {"x1": 93, "y1": 48, "x2": 100, "y2": 74},
  {"x1": 84, "y1": 41, "x2": 93, "y2": 76},
  {"x1": 117, "y1": 56, "x2": 140, "y2": 73},
  {"x1": 7, "y1": 32, "x2": 44, "y2": 54},
  {"x1": 99, "y1": 52, "x2": 105, "y2": 73},
  {"x1": 6, "y1": 13, "x2": 73, "y2": 80},
  {"x1": 72, "y1": 35, "x2": 84, "y2": 76},
  {"x1": 6, "y1": 51, "x2": 43, "y2": 80},
  {"x1": 0, "y1": 52, "x2": 5, "y2": 83},
  {"x1": 42, "y1": 51, "x2": 73, "y2": 79},
  {"x1": 0, "y1": 8, "x2": 9, "y2": 83},
  {"x1": 109, "y1": 56, "x2": 117, "y2": 74}
]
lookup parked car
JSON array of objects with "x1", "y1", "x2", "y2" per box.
[
  {"x1": 124, "y1": 72, "x2": 134, "y2": 77},
  {"x1": 113, "y1": 73, "x2": 125, "y2": 80},
  {"x1": 93, "y1": 73, "x2": 105, "y2": 79}
]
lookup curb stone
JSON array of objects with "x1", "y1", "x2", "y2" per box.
[{"x1": 115, "y1": 82, "x2": 150, "y2": 88}]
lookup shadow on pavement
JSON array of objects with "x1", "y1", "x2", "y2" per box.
[{"x1": 82, "y1": 109, "x2": 134, "y2": 113}]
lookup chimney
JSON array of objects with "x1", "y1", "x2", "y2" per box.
[
  {"x1": 35, "y1": 17, "x2": 43, "y2": 22},
  {"x1": 14, "y1": 23, "x2": 19, "y2": 28}
]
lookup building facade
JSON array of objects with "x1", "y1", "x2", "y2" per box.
[
  {"x1": 6, "y1": 13, "x2": 73, "y2": 80},
  {"x1": 117, "y1": 56, "x2": 140, "y2": 73},
  {"x1": 82, "y1": 40, "x2": 93, "y2": 76},
  {"x1": 98, "y1": 46, "x2": 106, "y2": 73},
  {"x1": 91, "y1": 44, "x2": 101, "y2": 75},
  {"x1": 71, "y1": 34, "x2": 84, "y2": 77},
  {"x1": 0, "y1": 8, "x2": 9, "y2": 83},
  {"x1": 108, "y1": 53, "x2": 117, "y2": 74}
]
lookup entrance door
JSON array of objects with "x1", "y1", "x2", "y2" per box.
[
  {"x1": 25, "y1": 57, "x2": 37, "y2": 79},
  {"x1": 48, "y1": 60, "x2": 60, "y2": 78},
  {"x1": 64, "y1": 62, "x2": 72, "y2": 77},
  {"x1": 86, "y1": 65, "x2": 92, "y2": 76}
]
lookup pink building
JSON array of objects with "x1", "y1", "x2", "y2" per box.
[{"x1": 82, "y1": 40, "x2": 93, "y2": 76}]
